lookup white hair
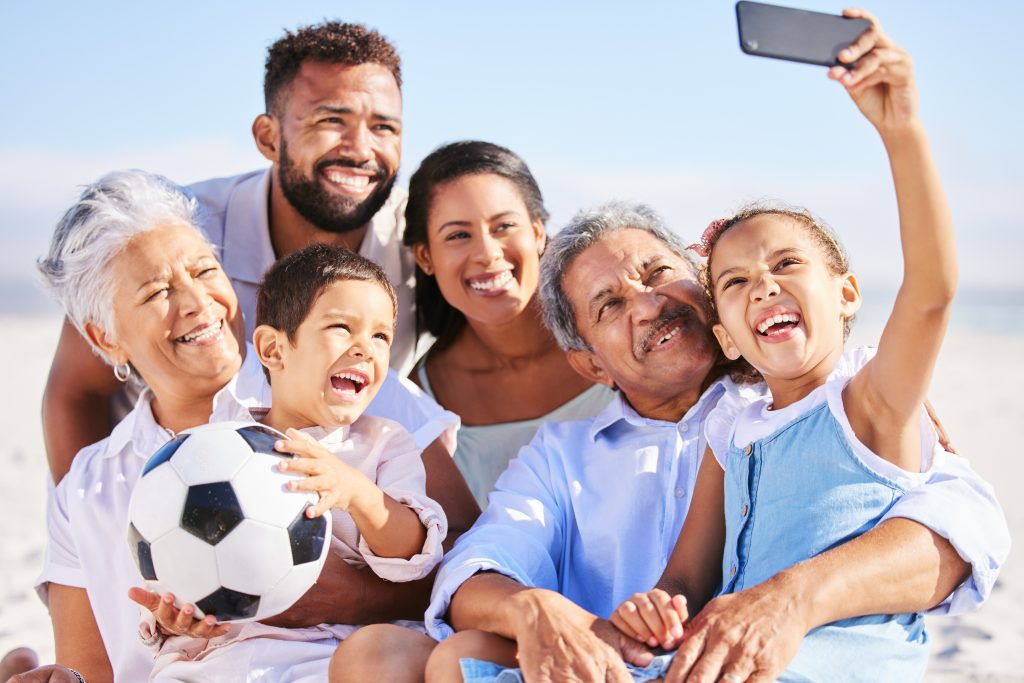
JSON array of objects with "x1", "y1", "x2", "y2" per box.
[{"x1": 38, "y1": 169, "x2": 208, "y2": 364}]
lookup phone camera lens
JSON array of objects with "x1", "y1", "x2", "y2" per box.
[{"x1": 744, "y1": 39, "x2": 759, "y2": 50}]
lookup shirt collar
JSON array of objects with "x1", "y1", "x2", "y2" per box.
[{"x1": 587, "y1": 379, "x2": 729, "y2": 442}]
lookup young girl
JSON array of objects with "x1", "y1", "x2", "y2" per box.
[{"x1": 613, "y1": 10, "x2": 955, "y2": 681}]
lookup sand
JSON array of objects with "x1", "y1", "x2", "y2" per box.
[{"x1": 0, "y1": 314, "x2": 1019, "y2": 680}]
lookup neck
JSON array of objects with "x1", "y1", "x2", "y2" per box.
[
  {"x1": 764, "y1": 345, "x2": 845, "y2": 409},
  {"x1": 267, "y1": 170, "x2": 367, "y2": 257},
  {"x1": 625, "y1": 382, "x2": 706, "y2": 423},
  {"x1": 453, "y1": 298, "x2": 559, "y2": 369},
  {"x1": 150, "y1": 389, "x2": 217, "y2": 436}
]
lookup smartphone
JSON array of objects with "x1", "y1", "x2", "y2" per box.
[{"x1": 735, "y1": 1, "x2": 870, "y2": 67}]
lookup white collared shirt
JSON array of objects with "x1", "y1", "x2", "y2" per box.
[{"x1": 188, "y1": 169, "x2": 419, "y2": 376}]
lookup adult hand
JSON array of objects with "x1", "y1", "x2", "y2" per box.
[
  {"x1": 663, "y1": 578, "x2": 808, "y2": 683},
  {"x1": 6, "y1": 665, "x2": 84, "y2": 683},
  {"x1": 261, "y1": 550, "x2": 356, "y2": 627},
  {"x1": 127, "y1": 587, "x2": 228, "y2": 639},
  {"x1": 513, "y1": 590, "x2": 654, "y2": 683}
]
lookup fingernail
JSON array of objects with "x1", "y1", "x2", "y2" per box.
[{"x1": 648, "y1": 637, "x2": 658, "y2": 647}]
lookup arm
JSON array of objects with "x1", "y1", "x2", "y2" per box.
[
  {"x1": 49, "y1": 584, "x2": 113, "y2": 683},
  {"x1": 42, "y1": 319, "x2": 122, "y2": 482},
  {"x1": 837, "y1": 10, "x2": 957, "y2": 471},
  {"x1": 666, "y1": 518, "x2": 968, "y2": 683}
]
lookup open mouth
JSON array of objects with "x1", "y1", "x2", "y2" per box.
[
  {"x1": 755, "y1": 312, "x2": 801, "y2": 337},
  {"x1": 468, "y1": 270, "x2": 514, "y2": 293},
  {"x1": 175, "y1": 320, "x2": 223, "y2": 345},
  {"x1": 330, "y1": 370, "x2": 369, "y2": 396},
  {"x1": 318, "y1": 161, "x2": 384, "y2": 196}
]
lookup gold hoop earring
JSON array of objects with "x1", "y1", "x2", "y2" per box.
[{"x1": 113, "y1": 363, "x2": 132, "y2": 383}]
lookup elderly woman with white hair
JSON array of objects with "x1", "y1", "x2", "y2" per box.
[{"x1": 18, "y1": 170, "x2": 462, "y2": 683}]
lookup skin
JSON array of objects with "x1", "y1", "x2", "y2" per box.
[
  {"x1": 611, "y1": 10, "x2": 963, "y2": 682},
  {"x1": 411, "y1": 173, "x2": 593, "y2": 425}
]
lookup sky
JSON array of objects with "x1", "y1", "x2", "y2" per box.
[{"x1": 2, "y1": 0, "x2": 1022, "y2": 313}]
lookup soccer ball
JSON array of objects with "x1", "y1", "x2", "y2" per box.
[{"x1": 126, "y1": 421, "x2": 331, "y2": 622}]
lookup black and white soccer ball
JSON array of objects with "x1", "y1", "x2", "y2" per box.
[{"x1": 127, "y1": 421, "x2": 331, "y2": 622}]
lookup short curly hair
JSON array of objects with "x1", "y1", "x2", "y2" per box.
[{"x1": 264, "y1": 21, "x2": 402, "y2": 115}]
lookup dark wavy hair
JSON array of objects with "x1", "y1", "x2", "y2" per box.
[
  {"x1": 403, "y1": 141, "x2": 549, "y2": 354},
  {"x1": 264, "y1": 21, "x2": 402, "y2": 116}
]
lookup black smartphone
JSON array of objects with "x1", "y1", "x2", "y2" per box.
[{"x1": 735, "y1": 1, "x2": 870, "y2": 67}]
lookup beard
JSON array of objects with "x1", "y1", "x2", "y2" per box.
[
  {"x1": 634, "y1": 304, "x2": 716, "y2": 361},
  {"x1": 277, "y1": 139, "x2": 397, "y2": 235}
]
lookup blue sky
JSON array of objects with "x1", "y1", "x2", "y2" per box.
[{"x1": 2, "y1": 0, "x2": 1021, "y2": 309}]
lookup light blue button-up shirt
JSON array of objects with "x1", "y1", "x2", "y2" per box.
[{"x1": 426, "y1": 378, "x2": 1008, "y2": 639}]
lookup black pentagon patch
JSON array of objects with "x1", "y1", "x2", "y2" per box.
[
  {"x1": 287, "y1": 507, "x2": 328, "y2": 565},
  {"x1": 195, "y1": 586, "x2": 260, "y2": 622},
  {"x1": 127, "y1": 523, "x2": 157, "y2": 580},
  {"x1": 142, "y1": 433, "x2": 189, "y2": 476},
  {"x1": 236, "y1": 424, "x2": 289, "y2": 459},
  {"x1": 181, "y1": 482, "x2": 243, "y2": 545}
]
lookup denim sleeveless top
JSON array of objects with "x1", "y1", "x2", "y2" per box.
[{"x1": 719, "y1": 383, "x2": 930, "y2": 681}]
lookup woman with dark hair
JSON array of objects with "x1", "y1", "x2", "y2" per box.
[{"x1": 404, "y1": 141, "x2": 613, "y2": 504}]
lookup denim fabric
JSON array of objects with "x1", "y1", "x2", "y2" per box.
[
  {"x1": 459, "y1": 654, "x2": 674, "y2": 683},
  {"x1": 720, "y1": 399, "x2": 929, "y2": 680}
]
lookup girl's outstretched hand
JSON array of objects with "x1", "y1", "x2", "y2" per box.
[
  {"x1": 610, "y1": 589, "x2": 688, "y2": 650},
  {"x1": 829, "y1": 8, "x2": 918, "y2": 133},
  {"x1": 127, "y1": 587, "x2": 229, "y2": 639}
]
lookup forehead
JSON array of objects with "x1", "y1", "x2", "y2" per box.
[
  {"x1": 284, "y1": 61, "x2": 402, "y2": 116},
  {"x1": 309, "y1": 278, "x2": 396, "y2": 322},
  {"x1": 117, "y1": 223, "x2": 213, "y2": 276},
  {"x1": 714, "y1": 215, "x2": 815, "y2": 260},
  {"x1": 564, "y1": 229, "x2": 693, "y2": 303},
  {"x1": 429, "y1": 173, "x2": 528, "y2": 223}
]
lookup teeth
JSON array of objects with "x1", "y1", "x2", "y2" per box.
[
  {"x1": 178, "y1": 321, "x2": 222, "y2": 343},
  {"x1": 657, "y1": 325, "x2": 681, "y2": 345},
  {"x1": 756, "y1": 313, "x2": 799, "y2": 335},
  {"x1": 333, "y1": 372, "x2": 366, "y2": 386},
  {"x1": 324, "y1": 171, "x2": 370, "y2": 189},
  {"x1": 470, "y1": 271, "x2": 514, "y2": 291}
]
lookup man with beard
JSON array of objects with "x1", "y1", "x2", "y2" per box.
[
  {"x1": 40, "y1": 21, "x2": 478, "y2": 644},
  {"x1": 422, "y1": 202, "x2": 1007, "y2": 683}
]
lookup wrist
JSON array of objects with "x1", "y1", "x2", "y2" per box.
[
  {"x1": 508, "y1": 588, "x2": 588, "y2": 637},
  {"x1": 877, "y1": 119, "x2": 928, "y2": 148},
  {"x1": 771, "y1": 562, "x2": 825, "y2": 632}
]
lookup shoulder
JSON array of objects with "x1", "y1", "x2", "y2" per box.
[
  {"x1": 351, "y1": 413, "x2": 417, "y2": 448},
  {"x1": 188, "y1": 169, "x2": 269, "y2": 244}
]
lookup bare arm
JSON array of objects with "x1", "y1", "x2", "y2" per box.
[
  {"x1": 667, "y1": 518, "x2": 968, "y2": 682},
  {"x1": 49, "y1": 584, "x2": 113, "y2": 683},
  {"x1": 43, "y1": 319, "x2": 121, "y2": 482},
  {"x1": 836, "y1": 11, "x2": 957, "y2": 471}
]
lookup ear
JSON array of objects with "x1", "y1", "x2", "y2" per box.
[
  {"x1": 532, "y1": 218, "x2": 547, "y2": 255},
  {"x1": 83, "y1": 320, "x2": 127, "y2": 366},
  {"x1": 253, "y1": 324, "x2": 287, "y2": 375},
  {"x1": 566, "y1": 348, "x2": 615, "y2": 388},
  {"x1": 712, "y1": 322, "x2": 742, "y2": 361},
  {"x1": 412, "y1": 242, "x2": 434, "y2": 276},
  {"x1": 839, "y1": 272, "x2": 862, "y2": 320},
  {"x1": 252, "y1": 114, "x2": 280, "y2": 163}
]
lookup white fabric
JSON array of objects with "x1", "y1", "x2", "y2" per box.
[
  {"x1": 704, "y1": 347, "x2": 1010, "y2": 615},
  {"x1": 188, "y1": 169, "x2": 419, "y2": 376}
]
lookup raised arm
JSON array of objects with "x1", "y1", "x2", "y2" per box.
[
  {"x1": 43, "y1": 319, "x2": 122, "y2": 482},
  {"x1": 836, "y1": 10, "x2": 958, "y2": 471}
]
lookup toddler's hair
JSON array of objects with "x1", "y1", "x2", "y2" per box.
[
  {"x1": 690, "y1": 203, "x2": 854, "y2": 384},
  {"x1": 256, "y1": 244, "x2": 398, "y2": 343}
]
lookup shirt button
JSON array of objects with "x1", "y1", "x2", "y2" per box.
[
  {"x1": 678, "y1": 423, "x2": 688, "y2": 433},
  {"x1": 741, "y1": 504, "x2": 749, "y2": 517},
  {"x1": 730, "y1": 565, "x2": 737, "y2": 577},
  {"x1": 675, "y1": 487, "x2": 685, "y2": 498},
  {"x1": 744, "y1": 444, "x2": 753, "y2": 456}
]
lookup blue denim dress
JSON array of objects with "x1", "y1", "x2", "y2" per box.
[{"x1": 718, "y1": 399, "x2": 929, "y2": 682}]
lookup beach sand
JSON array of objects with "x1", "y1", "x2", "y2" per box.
[{"x1": 0, "y1": 314, "x2": 1018, "y2": 679}]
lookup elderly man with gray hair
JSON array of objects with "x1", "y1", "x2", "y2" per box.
[{"x1": 422, "y1": 201, "x2": 1008, "y2": 683}]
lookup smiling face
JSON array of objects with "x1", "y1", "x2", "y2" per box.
[
  {"x1": 709, "y1": 214, "x2": 860, "y2": 385},
  {"x1": 266, "y1": 279, "x2": 394, "y2": 430},
  {"x1": 271, "y1": 61, "x2": 402, "y2": 234},
  {"x1": 92, "y1": 223, "x2": 242, "y2": 402},
  {"x1": 413, "y1": 173, "x2": 546, "y2": 327},
  {"x1": 562, "y1": 229, "x2": 718, "y2": 419}
]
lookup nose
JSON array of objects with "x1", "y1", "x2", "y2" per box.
[
  {"x1": 472, "y1": 231, "x2": 503, "y2": 266},
  {"x1": 339, "y1": 122, "x2": 372, "y2": 162},
  {"x1": 632, "y1": 287, "x2": 667, "y2": 325},
  {"x1": 348, "y1": 334, "x2": 373, "y2": 360},
  {"x1": 750, "y1": 271, "x2": 780, "y2": 302},
  {"x1": 178, "y1": 278, "x2": 211, "y2": 317}
]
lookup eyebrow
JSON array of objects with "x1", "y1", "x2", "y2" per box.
[
  {"x1": 584, "y1": 255, "x2": 663, "y2": 318},
  {"x1": 714, "y1": 248, "x2": 801, "y2": 285},
  {"x1": 311, "y1": 104, "x2": 401, "y2": 124},
  {"x1": 438, "y1": 210, "x2": 519, "y2": 233}
]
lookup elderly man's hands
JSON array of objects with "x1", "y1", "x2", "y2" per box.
[
  {"x1": 512, "y1": 589, "x2": 654, "y2": 683},
  {"x1": 662, "y1": 575, "x2": 809, "y2": 683}
]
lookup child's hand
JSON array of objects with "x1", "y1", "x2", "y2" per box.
[
  {"x1": 276, "y1": 428, "x2": 367, "y2": 517},
  {"x1": 127, "y1": 587, "x2": 229, "y2": 639},
  {"x1": 610, "y1": 590, "x2": 688, "y2": 650},
  {"x1": 828, "y1": 8, "x2": 918, "y2": 133}
]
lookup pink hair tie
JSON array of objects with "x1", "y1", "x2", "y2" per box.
[{"x1": 687, "y1": 217, "x2": 730, "y2": 257}]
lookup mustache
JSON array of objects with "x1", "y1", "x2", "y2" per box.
[
  {"x1": 315, "y1": 158, "x2": 387, "y2": 182},
  {"x1": 635, "y1": 305, "x2": 701, "y2": 357}
]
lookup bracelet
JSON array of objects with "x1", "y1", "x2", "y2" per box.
[{"x1": 65, "y1": 667, "x2": 86, "y2": 683}]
